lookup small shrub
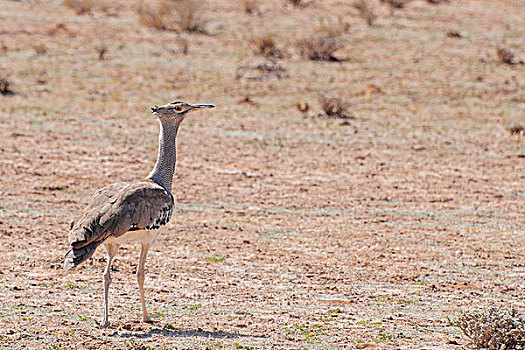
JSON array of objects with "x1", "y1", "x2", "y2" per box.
[
  {"x1": 0, "y1": 78, "x2": 14, "y2": 95},
  {"x1": 33, "y1": 43, "x2": 47, "y2": 55},
  {"x1": 508, "y1": 124, "x2": 524, "y2": 135},
  {"x1": 63, "y1": 0, "x2": 95, "y2": 15},
  {"x1": 353, "y1": 0, "x2": 377, "y2": 26},
  {"x1": 380, "y1": 0, "x2": 409, "y2": 9},
  {"x1": 297, "y1": 35, "x2": 343, "y2": 61},
  {"x1": 95, "y1": 44, "x2": 107, "y2": 60},
  {"x1": 138, "y1": 3, "x2": 168, "y2": 30},
  {"x1": 174, "y1": 0, "x2": 207, "y2": 33},
  {"x1": 180, "y1": 38, "x2": 189, "y2": 55},
  {"x1": 296, "y1": 101, "x2": 310, "y2": 113},
  {"x1": 138, "y1": 0, "x2": 207, "y2": 33},
  {"x1": 242, "y1": 0, "x2": 258, "y2": 14},
  {"x1": 447, "y1": 30, "x2": 462, "y2": 38},
  {"x1": 316, "y1": 17, "x2": 350, "y2": 36},
  {"x1": 456, "y1": 308, "x2": 525, "y2": 350},
  {"x1": 319, "y1": 96, "x2": 351, "y2": 118},
  {"x1": 252, "y1": 35, "x2": 282, "y2": 57},
  {"x1": 497, "y1": 47, "x2": 516, "y2": 65},
  {"x1": 287, "y1": 0, "x2": 304, "y2": 6}
]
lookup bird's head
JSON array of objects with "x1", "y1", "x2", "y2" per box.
[{"x1": 151, "y1": 101, "x2": 215, "y2": 124}]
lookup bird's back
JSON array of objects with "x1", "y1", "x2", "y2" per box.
[{"x1": 64, "y1": 179, "x2": 174, "y2": 269}]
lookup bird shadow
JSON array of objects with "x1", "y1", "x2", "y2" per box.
[{"x1": 112, "y1": 323, "x2": 263, "y2": 340}]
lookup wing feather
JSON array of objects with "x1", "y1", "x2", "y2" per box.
[{"x1": 64, "y1": 180, "x2": 174, "y2": 269}]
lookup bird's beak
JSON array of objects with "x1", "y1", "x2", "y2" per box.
[{"x1": 190, "y1": 104, "x2": 215, "y2": 109}]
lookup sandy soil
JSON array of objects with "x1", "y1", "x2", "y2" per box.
[{"x1": 0, "y1": 0, "x2": 524, "y2": 348}]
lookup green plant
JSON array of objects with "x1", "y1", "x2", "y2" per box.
[
  {"x1": 182, "y1": 303, "x2": 202, "y2": 311},
  {"x1": 206, "y1": 256, "x2": 225, "y2": 262}
]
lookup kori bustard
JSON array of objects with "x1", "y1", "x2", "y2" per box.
[{"x1": 64, "y1": 101, "x2": 214, "y2": 327}]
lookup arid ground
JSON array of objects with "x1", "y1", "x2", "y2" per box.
[{"x1": 0, "y1": 0, "x2": 524, "y2": 349}]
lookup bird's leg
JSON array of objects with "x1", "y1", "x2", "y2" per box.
[
  {"x1": 102, "y1": 244, "x2": 119, "y2": 328},
  {"x1": 137, "y1": 242, "x2": 152, "y2": 323}
]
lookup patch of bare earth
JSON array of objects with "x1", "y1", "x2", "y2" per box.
[{"x1": 0, "y1": 0, "x2": 524, "y2": 349}]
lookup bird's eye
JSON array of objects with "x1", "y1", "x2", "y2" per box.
[{"x1": 174, "y1": 106, "x2": 183, "y2": 112}]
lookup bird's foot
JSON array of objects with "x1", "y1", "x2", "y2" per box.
[
  {"x1": 143, "y1": 315, "x2": 152, "y2": 323},
  {"x1": 100, "y1": 320, "x2": 110, "y2": 328}
]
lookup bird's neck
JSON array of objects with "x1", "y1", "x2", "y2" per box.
[{"x1": 147, "y1": 119, "x2": 180, "y2": 193}]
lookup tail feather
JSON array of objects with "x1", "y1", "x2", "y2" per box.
[{"x1": 63, "y1": 240, "x2": 102, "y2": 270}]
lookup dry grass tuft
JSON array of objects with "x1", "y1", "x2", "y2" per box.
[
  {"x1": 380, "y1": 0, "x2": 410, "y2": 9},
  {"x1": 297, "y1": 35, "x2": 343, "y2": 61},
  {"x1": 353, "y1": 0, "x2": 377, "y2": 26},
  {"x1": 95, "y1": 44, "x2": 108, "y2": 60},
  {"x1": 287, "y1": 0, "x2": 304, "y2": 6},
  {"x1": 296, "y1": 101, "x2": 310, "y2": 113},
  {"x1": 173, "y1": 0, "x2": 207, "y2": 33},
  {"x1": 33, "y1": 43, "x2": 47, "y2": 55},
  {"x1": 507, "y1": 124, "x2": 524, "y2": 143},
  {"x1": 497, "y1": 47, "x2": 516, "y2": 65},
  {"x1": 0, "y1": 77, "x2": 14, "y2": 96},
  {"x1": 456, "y1": 308, "x2": 525, "y2": 350},
  {"x1": 63, "y1": 0, "x2": 95, "y2": 15},
  {"x1": 180, "y1": 38, "x2": 189, "y2": 55},
  {"x1": 508, "y1": 124, "x2": 525, "y2": 135},
  {"x1": 252, "y1": 35, "x2": 283, "y2": 58},
  {"x1": 138, "y1": 3, "x2": 169, "y2": 30},
  {"x1": 447, "y1": 30, "x2": 462, "y2": 38},
  {"x1": 241, "y1": 0, "x2": 258, "y2": 14},
  {"x1": 316, "y1": 17, "x2": 350, "y2": 37},
  {"x1": 319, "y1": 96, "x2": 351, "y2": 118},
  {"x1": 138, "y1": 0, "x2": 207, "y2": 33}
]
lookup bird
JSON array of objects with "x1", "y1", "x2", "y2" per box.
[{"x1": 63, "y1": 101, "x2": 215, "y2": 328}]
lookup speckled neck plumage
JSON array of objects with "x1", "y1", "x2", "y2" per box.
[{"x1": 147, "y1": 118, "x2": 180, "y2": 193}]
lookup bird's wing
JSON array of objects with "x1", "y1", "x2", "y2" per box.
[{"x1": 64, "y1": 180, "x2": 173, "y2": 268}]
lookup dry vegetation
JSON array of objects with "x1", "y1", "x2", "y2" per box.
[
  {"x1": 318, "y1": 96, "x2": 351, "y2": 118},
  {"x1": 251, "y1": 34, "x2": 283, "y2": 57},
  {"x1": 138, "y1": 3, "x2": 169, "y2": 30},
  {"x1": 0, "y1": 0, "x2": 524, "y2": 349},
  {"x1": 95, "y1": 44, "x2": 108, "y2": 61},
  {"x1": 297, "y1": 35, "x2": 343, "y2": 61},
  {"x1": 0, "y1": 77, "x2": 13, "y2": 95},
  {"x1": 497, "y1": 46, "x2": 516, "y2": 65},
  {"x1": 353, "y1": 0, "x2": 377, "y2": 26},
  {"x1": 63, "y1": 0, "x2": 95, "y2": 14},
  {"x1": 32, "y1": 43, "x2": 47, "y2": 55},
  {"x1": 380, "y1": 0, "x2": 410, "y2": 10},
  {"x1": 241, "y1": 0, "x2": 258, "y2": 14},
  {"x1": 456, "y1": 308, "x2": 525, "y2": 350},
  {"x1": 138, "y1": 0, "x2": 207, "y2": 33},
  {"x1": 287, "y1": 0, "x2": 304, "y2": 6}
]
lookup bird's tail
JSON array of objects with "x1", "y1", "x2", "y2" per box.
[{"x1": 63, "y1": 240, "x2": 102, "y2": 270}]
